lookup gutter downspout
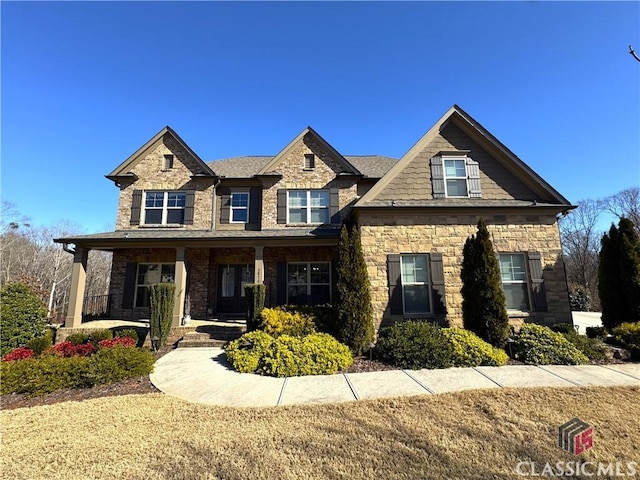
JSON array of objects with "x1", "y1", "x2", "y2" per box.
[{"x1": 211, "y1": 177, "x2": 221, "y2": 230}]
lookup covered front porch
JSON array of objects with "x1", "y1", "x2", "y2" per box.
[{"x1": 55, "y1": 229, "x2": 340, "y2": 329}]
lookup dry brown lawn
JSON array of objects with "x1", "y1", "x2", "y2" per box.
[{"x1": 2, "y1": 387, "x2": 639, "y2": 480}]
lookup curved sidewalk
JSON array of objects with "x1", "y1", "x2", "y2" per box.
[{"x1": 149, "y1": 348, "x2": 640, "y2": 408}]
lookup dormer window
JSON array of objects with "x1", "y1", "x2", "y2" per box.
[
  {"x1": 304, "y1": 154, "x2": 315, "y2": 170},
  {"x1": 163, "y1": 155, "x2": 174, "y2": 170}
]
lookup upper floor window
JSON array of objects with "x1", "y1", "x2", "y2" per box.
[
  {"x1": 304, "y1": 154, "x2": 315, "y2": 169},
  {"x1": 144, "y1": 191, "x2": 186, "y2": 225},
  {"x1": 499, "y1": 253, "x2": 530, "y2": 311},
  {"x1": 230, "y1": 192, "x2": 249, "y2": 223},
  {"x1": 401, "y1": 255, "x2": 431, "y2": 314},
  {"x1": 163, "y1": 154, "x2": 174, "y2": 170},
  {"x1": 287, "y1": 190, "x2": 329, "y2": 224},
  {"x1": 444, "y1": 158, "x2": 469, "y2": 197},
  {"x1": 430, "y1": 155, "x2": 482, "y2": 199}
]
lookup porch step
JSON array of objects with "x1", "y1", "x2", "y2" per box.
[{"x1": 176, "y1": 328, "x2": 244, "y2": 348}]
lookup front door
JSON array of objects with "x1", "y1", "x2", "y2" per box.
[{"x1": 217, "y1": 264, "x2": 255, "y2": 314}]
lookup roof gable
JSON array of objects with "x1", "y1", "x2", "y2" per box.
[
  {"x1": 357, "y1": 105, "x2": 571, "y2": 206},
  {"x1": 106, "y1": 126, "x2": 216, "y2": 182},
  {"x1": 256, "y1": 127, "x2": 361, "y2": 176}
]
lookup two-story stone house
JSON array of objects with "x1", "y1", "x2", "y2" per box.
[{"x1": 55, "y1": 105, "x2": 574, "y2": 332}]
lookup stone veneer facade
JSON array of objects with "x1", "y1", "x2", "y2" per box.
[
  {"x1": 358, "y1": 211, "x2": 571, "y2": 330},
  {"x1": 115, "y1": 135, "x2": 215, "y2": 231}
]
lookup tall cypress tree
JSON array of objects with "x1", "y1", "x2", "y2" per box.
[
  {"x1": 460, "y1": 218, "x2": 510, "y2": 348},
  {"x1": 335, "y1": 223, "x2": 374, "y2": 355},
  {"x1": 599, "y1": 218, "x2": 640, "y2": 329}
]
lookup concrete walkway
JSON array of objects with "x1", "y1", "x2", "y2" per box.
[{"x1": 149, "y1": 348, "x2": 640, "y2": 407}]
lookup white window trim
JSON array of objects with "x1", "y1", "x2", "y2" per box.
[
  {"x1": 400, "y1": 254, "x2": 432, "y2": 315},
  {"x1": 134, "y1": 263, "x2": 176, "y2": 308},
  {"x1": 142, "y1": 191, "x2": 186, "y2": 225},
  {"x1": 229, "y1": 192, "x2": 250, "y2": 224},
  {"x1": 499, "y1": 253, "x2": 531, "y2": 312},
  {"x1": 443, "y1": 156, "x2": 469, "y2": 198},
  {"x1": 286, "y1": 261, "x2": 332, "y2": 303},
  {"x1": 286, "y1": 189, "x2": 330, "y2": 225}
]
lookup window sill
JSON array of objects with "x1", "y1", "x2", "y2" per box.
[
  {"x1": 286, "y1": 222, "x2": 328, "y2": 227},
  {"x1": 139, "y1": 224, "x2": 185, "y2": 228},
  {"x1": 302, "y1": 168, "x2": 315, "y2": 172},
  {"x1": 507, "y1": 310, "x2": 532, "y2": 317}
]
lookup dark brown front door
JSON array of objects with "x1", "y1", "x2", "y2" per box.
[{"x1": 217, "y1": 264, "x2": 254, "y2": 314}]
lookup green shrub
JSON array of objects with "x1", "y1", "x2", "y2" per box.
[
  {"x1": 114, "y1": 328, "x2": 140, "y2": 345},
  {"x1": 245, "y1": 283, "x2": 266, "y2": 332},
  {"x1": 335, "y1": 223, "x2": 375, "y2": 355},
  {"x1": 585, "y1": 326, "x2": 607, "y2": 339},
  {"x1": 460, "y1": 218, "x2": 510, "y2": 348},
  {"x1": 26, "y1": 334, "x2": 53, "y2": 356},
  {"x1": 562, "y1": 331, "x2": 608, "y2": 362},
  {"x1": 441, "y1": 327, "x2": 509, "y2": 367},
  {"x1": 0, "y1": 283, "x2": 48, "y2": 356},
  {"x1": 259, "y1": 307, "x2": 316, "y2": 338},
  {"x1": 225, "y1": 331, "x2": 275, "y2": 373},
  {"x1": 550, "y1": 323, "x2": 576, "y2": 334},
  {"x1": 0, "y1": 355, "x2": 93, "y2": 396},
  {"x1": 375, "y1": 322, "x2": 508, "y2": 369},
  {"x1": 512, "y1": 324, "x2": 588, "y2": 365},
  {"x1": 225, "y1": 331, "x2": 353, "y2": 377},
  {"x1": 0, "y1": 345, "x2": 155, "y2": 397},
  {"x1": 375, "y1": 321, "x2": 454, "y2": 370},
  {"x1": 149, "y1": 283, "x2": 175, "y2": 348},
  {"x1": 569, "y1": 286, "x2": 592, "y2": 311},
  {"x1": 612, "y1": 322, "x2": 640, "y2": 359},
  {"x1": 88, "y1": 345, "x2": 155, "y2": 384},
  {"x1": 87, "y1": 329, "x2": 113, "y2": 346},
  {"x1": 279, "y1": 304, "x2": 337, "y2": 336},
  {"x1": 66, "y1": 333, "x2": 90, "y2": 345},
  {"x1": 258, "y1": 333, "x2": 353, "y2": 377}
]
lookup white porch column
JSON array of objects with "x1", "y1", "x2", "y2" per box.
[
  {"x1": 254, "y1": 246, "x2": 265, "y2": 284},
  {"x1": 172, "y1": 247, "x2": 187, "y2": 327},
  {"x1": 65, "y1": 247, "x2": 89, "y2": 328}
]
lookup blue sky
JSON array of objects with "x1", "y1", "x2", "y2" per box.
[{"x1": 2, "y1": 1, "x2": 639, "y2": 234}]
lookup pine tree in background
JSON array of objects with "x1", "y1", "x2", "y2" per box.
[
  {"x1": 598, "y1": 218, "x2": 640, "y2": 329},
  {"x1": 336, "y1": 223, "x2": 374, "y2": 355},
  {"x1": 460, "y1": 218, "x2": 510, "y2": 348}
]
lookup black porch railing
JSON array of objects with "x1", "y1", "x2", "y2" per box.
[{"x1": 82, "y1": 294, "x2": 113, "y2": 321}]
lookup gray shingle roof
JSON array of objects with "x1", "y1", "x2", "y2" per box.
[{"x1": 207, "y1": 155, "x2": 397, "y2": 179}]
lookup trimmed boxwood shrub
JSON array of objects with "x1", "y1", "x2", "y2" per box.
[
  {"x1": 66, "y1": 333, "x2": 90, "y2": 345},
  {"x1": 562, "y1": 331, "x2": 608, "y2": 361},
  {"x1": 550, "y1": 323, "x2": 576, "y2": 334},
  {"x1": 26, "y1": 332, "x2": 53, "y2": 355},
  {"x1": 259, "y1": 308, "x2": 317, "y2": 338},
  {"x1": 279, "y1": 304, "x2": 337, "y2": 337},
  {"x1": 225, "y1": 331, "x2": 275, "y2": 373},
  {"x1": 0, "y1": 346, "x2": 155, "y2": 396},
  {"x1": 511, "y1": 324, "x2": 588, "y2": 365},
  {"x1": 586, "y1": 326, "x2": 607, "y2": 340},
  {"x1": 225, "y1": 331, "x2": 353, "y2": 377},
  {"x1": 114, "y1": 328, "x2": 140, "y2": 345},
  {"x1": 0, "y1": 283, "x2": 49, "y2": 356},
  {"x1": 375, "y1": 321, "x2": 508, "y2": 369},
  {"x1": 441, "y1": 327, "x2": 509, "y2": 367},
  {"x1": 87, "y1": 329, "x2": 113, "y2": 346},
  {"x1": 612, "y1": 322, "x2": 640, "y2": 359}
]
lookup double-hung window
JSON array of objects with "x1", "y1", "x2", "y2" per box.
[
  {"x1": 144, "y1": 191, "x2": 186, "y2": 225},
  {"x1": 287, "y1": 190, "x2": 329, "y2": 224},
  {"x1": 499, "y1": 253, "x2": 530, "y2": 311},
  {"x1": 443, "y1": 157, "x2": 469, "y2": 197},
  {"x1": 230, "y1": 192, "x2": 249, "y2": 223},
  {"x1": 135, "y1": 263, "x2": 175, "y2": 308},
  {"x1": 287, "y1": 262, "x2": 331, "y2": 305},
  {"x1": 400, "y1": 255, "x2": 431, "y2": 314}
]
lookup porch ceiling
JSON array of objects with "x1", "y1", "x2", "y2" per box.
[{"x1": 53, "y1": 228, "x2": 340, "y2": 250}]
